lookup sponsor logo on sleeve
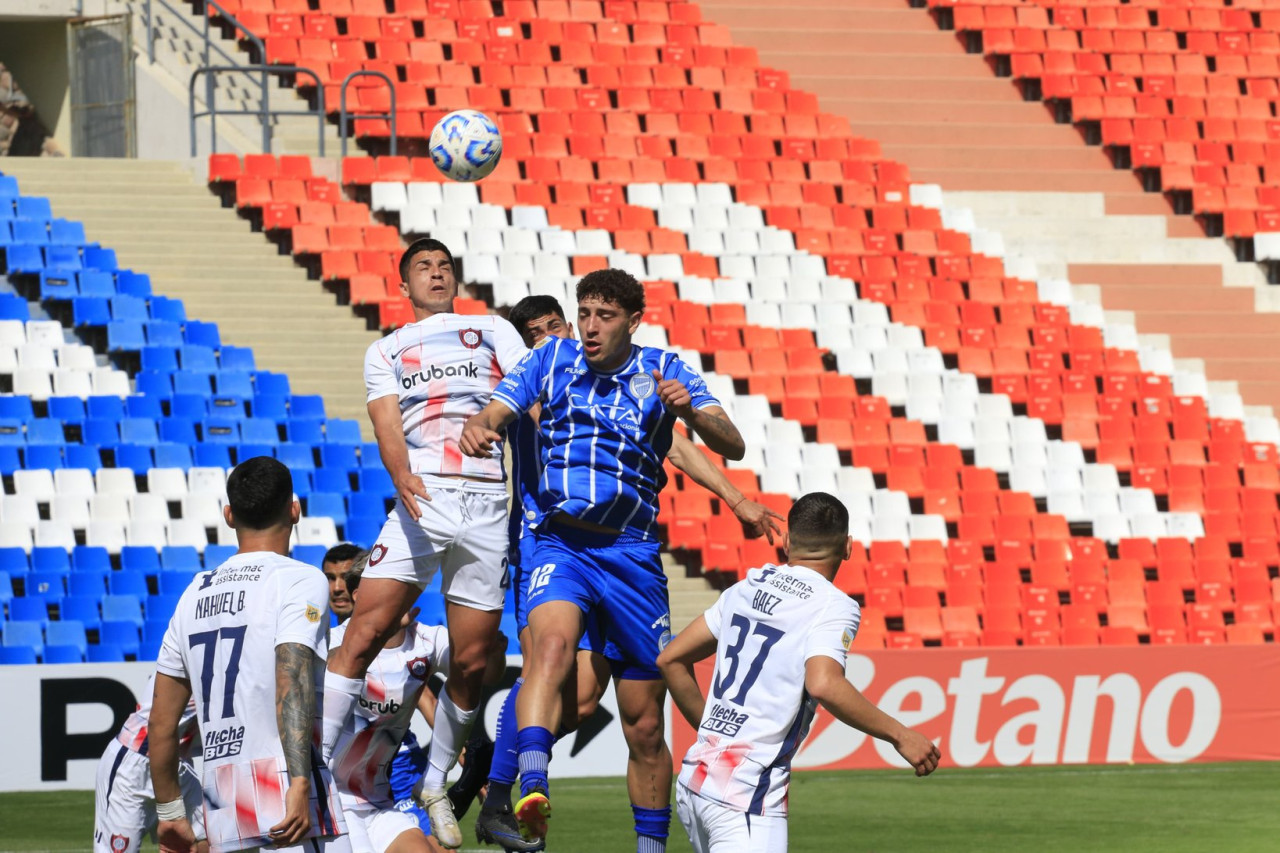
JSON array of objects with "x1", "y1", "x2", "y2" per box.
[
  {"x1": 842, "y1": 627, "x2": 855, "y2": 651},
  {"x1": 305, "y1": 604, "x2": 321, "y2": 623}
]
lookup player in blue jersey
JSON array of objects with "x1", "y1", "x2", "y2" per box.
[
  {"x1": 461, "y1": 270, "x2": 748, "y2": 851},
  {"x1": 473, "y1": 295, "x2": 781, "y2": 852}
]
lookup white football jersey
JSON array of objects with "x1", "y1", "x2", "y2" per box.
[
  {"x1": 328, "y1": 620, "x2": 449, "y2": 809},
  {"x1": 364, "y1": 313, "x2": 528, "y2": 481},
  {"x1": 677, "y1": 564, "x2": 860, "y2": 817},
  {"x1": 156, "y1": 552, "x2": 345, "y2": 853},
  {"x1": 117, "y1": 673, "x2": 200, "y2": 757}
]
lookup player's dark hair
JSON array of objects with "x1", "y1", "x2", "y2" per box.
[
  {"x1": 509, "y1": 295, "x2": 566, "y2": 334},
  {"x1": 343, "y1": 550, "x2": 370, "y2": 593},
  {"x1": 576, "y1": 268, "x2": 645, "y2": 316},
  {"x1": 226, "y1": 456, "x2": 294, "y2": 530},
  {"x1": 787, "y1": 492, "x2": 850, "y2": 554},
  {"x1": 322, "y1": 542, "x2": 362, "y2": 567},
  {"x1": 399, "y1": 237, "x2": 456, "y2": 282}
]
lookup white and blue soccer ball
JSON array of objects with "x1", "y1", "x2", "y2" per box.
[{"x1": 428, "y1": 109, "x2": 503, "y2": 182}]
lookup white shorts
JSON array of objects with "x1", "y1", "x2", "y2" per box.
[
  {"x1": 94, "y1": 742, "x2": 205, "y2": 853},
  {"x1": 676, "y1": 785, "x2": 788, "y2": 853},
  {"x1": 243, "y1": 835, "x2": 353, "y2": 853},
  {"x1": 364, "y1": 474, "x2": 509, "y2": 611},
  {"x1": 341, "y1": 803, "x2": 421, "y2": 853}
]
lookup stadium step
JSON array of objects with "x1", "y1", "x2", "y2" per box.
[{"x1": 0, "y1": 157, "x2": 378, "y2": 431}]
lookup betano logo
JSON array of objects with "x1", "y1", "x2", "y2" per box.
[{"x1": 401, "y1": 362, "x2": 480, "y2": 389}]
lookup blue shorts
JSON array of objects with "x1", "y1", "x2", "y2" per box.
[
  {"x1": 388, "y1": 734, "x2": 431, "y2": 835},
  {"x1": 514, "y1": 530, "x2": 618, "y2": 660},
  {"x1": 526, "y1": 524, "x2": 669, "y2": 680}
]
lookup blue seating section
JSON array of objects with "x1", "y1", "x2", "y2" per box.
[{"x1": 0, "y1": 170, "x2": 521, "y2": 663}]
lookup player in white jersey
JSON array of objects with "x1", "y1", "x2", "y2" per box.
[
  {"x1": 325, "y1": 239, "x2": 528, "y2": 849},
  {"x1": 150, "y1": 457, "x2": 349, "y2": 853},
  {"x1": 659, "y1": 493, "x2": 940, "y2": 852},
  {"x1": 94, "y1": 675, "x2": 205, "y2": 853}
]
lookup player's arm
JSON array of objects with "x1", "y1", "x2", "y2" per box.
[
  {"x1": 651, "y1": 366, "x2": 746, "y2": 461},
  {"x1": 460, "y1": 398, "x2": 520, "y2": 457},
  {"x1": 656, "y1": 614, "x2": 718, "y2": 728},
  {"x1": 370, "y1": 393, "x2": 431, "y2": 519},
  {"x1": 805, "y1": 656, "x2": 941, "y2": 776},
  {"x1": 417, "y1": 686, "x2": 439, "y2": 727},
  {"x1": 150, "y1": 672, "x2": 197, "y2": 853},
  {"x1": 273, "y1": 642, "x2": 318, "y2": 845},
  {"x1": 666, "y1": 433, "x2": 783, "y2": 543}
]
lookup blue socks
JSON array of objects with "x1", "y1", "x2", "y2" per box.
[
  {"x1": 633, "y1": 805, "x2": 671, "y2": 853},
  {"x1": 516, "y1": 725, "x2": 555, "y2": 798},
  {"x1": 483, "y1": 678, "x2": 522, "y2": 809}
]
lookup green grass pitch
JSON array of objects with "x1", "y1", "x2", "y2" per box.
[{"x1": 3, "y1": 763, "x2": 1277, "y2": 852}]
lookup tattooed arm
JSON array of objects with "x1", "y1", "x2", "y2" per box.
[{"x1": 271, "y1": 642, "x2": 317, "y2": 846}]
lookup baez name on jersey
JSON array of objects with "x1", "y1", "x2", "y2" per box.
[
  {"x1": 194, "y1": 590, "x2": 247, "y2": 619},
  {"x1": 751, "y1": 590, "x2": 783, "y2": 615}
]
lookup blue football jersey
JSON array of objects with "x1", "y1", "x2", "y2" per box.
[
  {"x1": 491, "y1": 338, "x2": 720, "y2": 539},
  {"x1": 505, "y1": 412, "x2": 541, "y2": 553}
]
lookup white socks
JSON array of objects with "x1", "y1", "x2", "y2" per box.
[
  {"x1": 321, "y1": 672, "x2": 364, "y2": 763},
  {"x1": 422, "y1": 688, "x2": 478, "y2": 790}
]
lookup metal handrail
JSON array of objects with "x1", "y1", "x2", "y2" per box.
[
  {"x1": 189, "y1": 65, "x2": 325, "y2": 155},
  {"x1": 338, "y1": 71, "x2": 398, "y2": 158},
  {"x1": 203, "y1": 0, "x2": 268, "y2": 113},
  {"x1": 143, "y1": 0, "x2": 239, "y2": 67}
]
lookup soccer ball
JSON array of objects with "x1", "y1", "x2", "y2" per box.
[{"x1": 428, "y1": 109, "x2": 503, "y2": 182}]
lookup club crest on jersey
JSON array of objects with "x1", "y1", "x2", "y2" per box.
[
  {"x1": 629, "y1": 372, "x2": 655, "y2": 399},
  {"x1": 110, "y1": 836, "x2": 130, "y2": 852},
  {"x1": 408, "y1": 656, "x2": 431, "y2": 679},
  {"x1": 306, "y1": 604, "x2": 321, "y2": 623},
  {"x1": 369, "y1": 543, "x2": 389, "y2": 565},
  {"x1": 458, "y1": 328, "x2": 482, "y2": 349}
]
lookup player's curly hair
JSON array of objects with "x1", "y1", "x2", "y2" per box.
[
  {"x1": 399, "y1": 237, "x2": 456, "y2": 283},
  {"x1": 226, "y1": 456, "x2": 294, "y2": 530},
  {"x1": 787, "y1": 492, "x2": 850, "y2": 554},
  {"x1": 576, "y1": 268, "x2": 646, "y2": 316}
]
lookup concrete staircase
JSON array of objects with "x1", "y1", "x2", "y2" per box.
[
  {"x1": 121, "y1": 0, "x2": 346, "y2": 157},
  {"x1": 665, "y1": 553, "x2": 718, "y2": 631},
  {"x1": 1, "y1": 157, "x2": 376, "y2": 429}
]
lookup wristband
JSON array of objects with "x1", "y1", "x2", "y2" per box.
[
  {"x1": 729, "y1": 496, "x2": 747, "y2": 513},
  {"x1": 156, "y1": 798, "x2": 187, "y2": 822}
]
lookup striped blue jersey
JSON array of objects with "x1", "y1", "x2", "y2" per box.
[
  {"x1": 491, "y1": 338, "x2": 720, "y2": 540},
  {"x1": 506, "y1": 412, "x2": 541, "y2": 549}
]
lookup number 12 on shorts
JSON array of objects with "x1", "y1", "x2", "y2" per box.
[{"x1": 528, "y1": 563, "x2": 556, "y2": 594}]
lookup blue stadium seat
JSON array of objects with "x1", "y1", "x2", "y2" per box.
[
  {"x1": 64, "y1": 445, "x2": 102, "y2": 470},
  {"x1": 252, "y1": 395, "x2": 290, "y2": 422},
  {"x1": 312, "y1": 468, "x2": 351, "y2": 493},
  {"x1": 193, "y1": 444, "x2": 232, "y2": 468},
  {"x1": 115, "y1": 270, "x2": 151, "y2": 297},
  {"x1": 81, "y1": 418, "x2": 119, "y2": 447},
  {"x1": 170, "y1": 395, "x2": 208, "y2": 420},
  {"x1": 87, "y1": 396, "x2": 125, "y2": 421},
  {"x1": 220, "y1": 346, "x2": 255, "y2": 371},
  {"x1": 45, "y1": 620, "x2": 88, "y2": 657},
  {"x1": 22, "y1": 445, "x2": 62, "y2": 470},
  {"x1": 343, "y1": 518, "x2": 381, "y2": 548},
  {"x1": 71, "y1": 297, "x2": 111, "y2": 326},
  {"x1": 25, "y1": 418, "x2": 66, "y2": 445},
  {"x1": 236, "y1": 443, "x2": 275, "y2": 463},
  {"x1": 0, "y1": 548, "x2": 30, "y2": 575},
  {"x1": 45, "y1": 244, "x2": 82, "y2": 271},
  {"x1": 149, "y1": 296, "x2": 185, "y2": 323},
  {"x1": 321, "y1": 444, "x2": 358, "y2": 469},
  {"x1": 126, "y1": 396, "x2": 165, "y2": 419},
  {"x1": 107, "y1": 320, "x2": 146, "y2": 351},
  {"x1": 78, "y1": 270, "x2": 115, "y2": 297},
  {"x1": 0, "y1": 174, "x2": 18, "y2": 199},
  {"x1": 120, "y1": 546, "x2": 161, "y2": 574},
  {"x1": 0, "y1": 571, "x2": 12, "y2": 604},
  {"x1": 120, "y1": 418, "x2": 160, "y2": 445},
  {"x1": 202, "y1": 418, "x2": 240, "y2": 444},
  {"x1": 291, "y1": 545, "x2": 327, "y2": 568},
  {"x1": 3, "y1": 620, "x2": 44, "y2": 658},
  {"x1": 157, "y1": 571, "x2": 197, "y2": 595},
  {"x1": 0, "y1": 446, "x2": 21, "y2": 474},
  {"x1": 13, "y1": 218, "x2": 49, "y2": 244},
  {"x1": 153, "y1": 443, "x2": 194, "y2": 469},
  {"x1": 0, "y1": 419, "x2": 23, "y2": 445},
  {"x1": 0, "y1": 293, "x2": 30, "y2": 321},
  {"x1": 306, "y1": 492, "x2": 347, "y2": 526},
  {"x1": 50, "y1": 218, "x2": 85, "y2": 245},
  {"x1": 357, "y1": 468, "x2": 394, "y2": 496},
  {"x1": 145, "y1": 321, "x2": 184, "y2": 348},
  {"x1": 134, "y1": 371, "x2": 172, "y2": 398},
  {"x1": 111, "y1": 295, "x2": 149, "y2": 322},
  {"x1": 114, "y1": 445, "x2": 154, "y2": 473},
  {"x1": 286, "y1": 420, "x2": 325, "y2": 445},
  {"x1": 241, "y1": 417, "x2": 280, "y2": 445},
  {"x1": 72, "y1": 545, "x2": 112, "y2": 573},
  {"x1": 325, "y1": 419, "x2": 362, "y2": 445},
  {"x1": 158, "y1": 417, "x2": 198, "y2": 445},
  {"x1": 161, "y1": 546, "x2": 201, "y2": 572},
  {"x1": 348, "y1": 494, "x2": 388, "y2": 521},
  {"x1": 107, "y1": 571, "x2": 149, "y2": 597},
  {"x1": 203, "y1": 545, "x2": 236, "y2": 568},
  {"x1": 83, "y1": 246, "x2": 118, "y2": 270},
  {"x1": 9, "y1": 597, "x2": 49, "y2": 625},
  {"x1": 0, "y1": 397, "x2": 34, "y2": 421},
  {"x1": 102, "y1": 594, "x2": 143, "y2": 626},
  {"x1": 0, "y1": 646, "x2": 38, "y2": 664},
  {"x1": 87, "y1": 643, "x2": 126, "y2": 662},
  {"x1": 275, "y1": 442, "x2": 316, "y2": 472},
  {"x1": 255, "y1": 372, "x2": 290, "y2": 396},
  {"x1": 184, "y1": 320, "x2": 221, "y2": 348},
  {"x1": 17, "y1": 196, "x2": 52, "y2": 220},
  {"x1": 216, "y1": 371, "x2": 255, "y2": 399},
  {"x1": 146, "y1": 594, "x2": 182, "y2": 621},
  {"x1": 67, "y1": 571, "x2": 108, "y2": 597},
  {"x1": 47, "y1": 396, "x2": 86, "y2": 424},
  {"x1": 291, "y1": 470, "x2": 313, "y2": 498},
  {"x1": 59, "y1": 598, "x2": 101, "y2": 633},
  {"x1": 44, "y1": 644, "x2": 85, "y2": 663},
  {"x1": 180, "y1": 346, "x2": 218, "y2": 373},
  {"x1": 25, "y1": 571, "x2": 66, "y2": 602},
  {"x1": 173, "y1": 371, "x2": 213, "y2": 397},
  {"x1": 143, "y1": 617, "x2": 170, "y2": 645},
  {"x1": 289, "y1": 395, "x2": 326, "y2": 421},
  {"x1": 31, "y1": 547, "x2": 71, "y2": 573},
  {"x1": 5, "y1": 243, "x2": 45, "y2": 273},
  {"x1": 416, "y1": 595, "x2": 447, "y2": 627}
]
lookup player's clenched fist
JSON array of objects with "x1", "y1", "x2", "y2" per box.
[
  {"x1": 652, "y1": 369, "x2": 694, "y2": 418},
  {"x1": 895, "y1": 729, "x2": 942, "y2": 777},
  {"x1": 460, "y1": 415, "x2": 503, "y2": 458}
]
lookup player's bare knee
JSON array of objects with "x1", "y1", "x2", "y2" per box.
[
  {"x1": 531, "y1": 631, "x2": 576, "y2": 678},
  {"x1": 621, "y1": 706, "x2": 666, "y2": 755}
]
